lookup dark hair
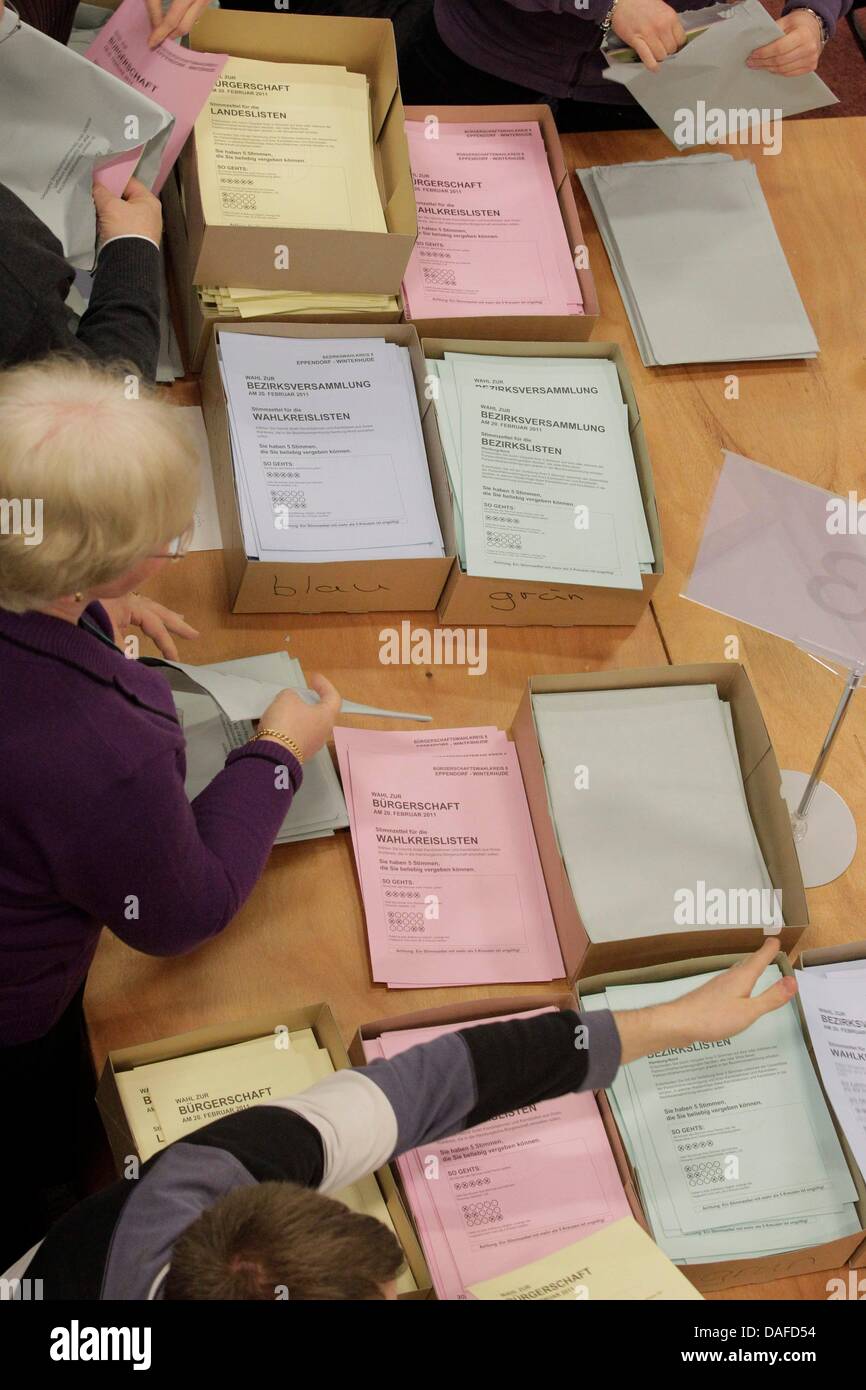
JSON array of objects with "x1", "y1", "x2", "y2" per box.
[{"x1": 163, "y1": 1181, "x2": 405, "y2": 1301}]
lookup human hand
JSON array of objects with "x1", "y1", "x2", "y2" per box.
[
  {"x1": 614, "y1": 937, "x2": 797, "y2": 1063},
  {"x1": 145, "y1": 0, "x2": 213, "y2": 48},
  {"x1": 257, "y1": 673, "x2": 343, "y2": 763},
  {"x1": 92, "y1": 176, "x2": 163, "y2": 248},
  {"x1": 102, "y1": 593, "x2": 200, "y2": 662},
  {"x1": 747, "y1": 9, "x2": 824, "y2": 75},
  {"x1": 610, "y1": 0, "x2": 687, "y2": 71}
]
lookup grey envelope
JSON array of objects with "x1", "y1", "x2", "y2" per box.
[
  {"x1": 603, "y1": 0, "x2": 837, "y2": 148},
  {"x1": 0, "y1": 10, "x2": 173, "y2": 268}
]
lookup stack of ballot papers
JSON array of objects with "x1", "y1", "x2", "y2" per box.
[
  {"x1": 218, "y1": 333, "x2": 444, "y2": 563},
  {"x1": 402, "y1": 120, "x2": 582, "y2": 321},
  {"x1": 582, "y1": 969, "x2": 861, "y2": 1263},
  {"x1": 797, "y1": 963, "x2": 866, "y2": 1184},
  {"x1": 198, "y1": 284, "x2": 399, "y2": 320},
  {"x1": 426, "y1": 354, "x2": 654, "y2": 589},
  {"x1": 532, "y1": 684, "x2": 780, "y2": 942},
  {"x1": 115, "y1": 1028, "x2": 417, "y2": 1293},
  {"x1": 194, "y1": 55, "x2": 385, "y2": 233},
  {"x1": 363, "y1": 1010, "x2": 630, "y2": 1297},
  {"x1": 335, "y1": 727, "x2": 564, "y2": 987},
  {"x1": 168, "y1": 651, "x2": 348, "y2": 844},
  {"x1": 578, "y1": 154, "x2": 818, "y2": 365},
  {"x1": 468, "y1": 1215, "x2": 703, "y2": 1300}
]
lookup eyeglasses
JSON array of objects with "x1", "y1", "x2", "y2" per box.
[
  {"x1": 0, "y1": 3, "x2": 22, "y2": 46},
  {"x1": 151, "y1": 521, "x2": 195, "y2": 561}
]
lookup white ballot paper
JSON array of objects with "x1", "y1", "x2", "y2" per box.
[
  {"x1": 0, "y1": 11, "x2": 172, "y2": 267},
  {"x1": 578, "y1": 154, "x2": 818, "y2": 366},
  {"x1": 533, "y1": 684, "x2": 779, "y2": 942},
  {"x1": 429, "y1": 354, "x2": 652, "y2": 589},
  {"x1": 217, "y1": 333, "x2": 444, "y2": 563},
  {"x1": 603, "y1": 0, "x2": 836, "y2": 148},
  {"x1": 584, "y1": 971, "x2": 860, "y2": 1262},
  {"x1": 797, "y1": 969, "x2": 866, "y2": 1183}
]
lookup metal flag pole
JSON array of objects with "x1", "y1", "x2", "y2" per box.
[
  {"x1": 795, "y1": 663, "x2": 865, "y2": 821},
  {"x1": 782, "y1": 661, "x2": 865, "y2": 887}
]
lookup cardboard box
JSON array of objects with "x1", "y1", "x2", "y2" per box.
[
  {"x1": 182, "y1": 11, "x2": 416, "y2": 295},
  {"x1": 511, "y1": 663, "x2": 809, "y2": 978},
  {"x1": 96, "y1": 1002, "x2": 432, "y2": 1299},
  {"x1": 200, "y1": 320, "x2": 455, "y2": 614},
  {"x1": 161, "y1": 168, "x2": 403, "y2": 374},
  {"x1": 350, "y1": 993, "x2": 648, "y2": 1300},
  {"x1": 576, "y1": 953, "x2": 866, "y2": 1293},
  {"x1": 799, "y1": 940, "x2": 866, "y2": 971},
  {"x1": 426, "y1": 338, "x2": 662, "y2": 628},
  {"x1": 798, "y1": 939, "x2": 866, "y2": 1270},
  {"x1": 402, "y1": 105, "x2": 599, "y2": 343}
]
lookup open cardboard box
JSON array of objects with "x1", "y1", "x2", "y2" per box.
[
  {"x1": 350, "y1": 992, "x2": 647, "y2": 1300},
  {"x1": 402, "y1": 105, "x2": 599, "y2": 343},
  {"x1": 96, "y1": 1003, "x2": 432, "y2": 1300},
  {"x1": 162, "y1": 167, "x2": 403, "y2": 374},
  {"x1": 798, "y1": 938, "x2": 866, "y2": 1270},
  {"x1": 426, "y1": 338, "x2": 662, "y2": 627},
  {"x1": 511, "y1": 663, "x2": 809, "y2": 977},
  {"x1": 183, "y1": 10, "x2": 417, "y2": 294},
  {"x1": 576, "y1": 953, "x2": 866, "y2": 1293},
  {"x1": 200, "y1": 320, "x2": 456, "y2": 614}
]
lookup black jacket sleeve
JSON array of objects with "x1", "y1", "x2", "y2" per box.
[
  {"x1": 0, "y1": 183, "x2": 161, "y2": 380},
  {"x1": 0, "y1": 183, "x2": 78, "y2": 368},
  {"x1": 77, "y1": 237, "x2": 162, "y2": 382}
]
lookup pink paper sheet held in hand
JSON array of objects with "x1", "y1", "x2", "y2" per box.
[
  {"x1": 364, "y1": 1013, "x2": 630, "y2": 1300},
  {"x1": 402, "y1": 120, "x2": 583, "y2": 321},
  {"x1": 86, "y1": 0, "x2": 228, "y2": 195}
]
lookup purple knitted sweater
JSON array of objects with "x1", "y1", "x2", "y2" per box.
[{"x1": 0, "y1": 603, "x2": 301, "y2": 1045}]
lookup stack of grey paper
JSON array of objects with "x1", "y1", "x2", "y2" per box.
[
  {"x1": 533, "y1": 684, "x2": 780, "y2": 942},
  {"x1": 170, "y1": 651, "x2": 348, "y2": 845},
  {"x1": 578, "y1": 153, "x2": 819, "y2": 365}
]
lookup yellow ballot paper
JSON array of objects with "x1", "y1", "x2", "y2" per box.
[
  {"x1": 197, "y1": 285, "x2": 398, "y2": 319},
  {"x1": 118, "y1": 1030, "x2": 417, "y2": 1292},
  {"x1": 194, "y1": 55, "x2": 385, "y2": 232},
  {"x1": 468, "y1": 1217, "x2": 704, "y2": 1301}
]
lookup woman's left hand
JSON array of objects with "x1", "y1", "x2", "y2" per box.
[
  {"x1": 102, "y1": 593, "x2": 200, "y2": 661},
  {"x1": 747, "y1": 10, "x2": 824, "y2": 75}
]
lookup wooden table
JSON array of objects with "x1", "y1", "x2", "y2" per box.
[{"x1": 85, "y1": 119, "x2": 866, "y2": 1301}]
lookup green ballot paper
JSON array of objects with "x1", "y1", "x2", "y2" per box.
[{"x1": 583, "y1": 970, "x2": 860, "y2": 1264}]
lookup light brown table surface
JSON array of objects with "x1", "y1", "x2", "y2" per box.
[{"x1": 85, "y1": 119, "x2": 866, "y2": 1301}]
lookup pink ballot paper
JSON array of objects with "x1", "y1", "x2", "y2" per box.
[
  {"x1": 86, "y1": 0, "x2": 228, "y2": 195},
  {"x1": 684, "y1": 450, "x2": 866, "y2": 671},
  {"x1": 402, "y1": 120, "x2": 583, "y2": 321},
  {"x1": 335, "y1": 728, "x2": 563, "y2": 987},
  {"x1": 363, "y1": 1012, "x2": 630, "y2": 1300}
]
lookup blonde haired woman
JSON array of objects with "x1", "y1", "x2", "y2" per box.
[{"x1": 0, "y1": 356, "x2": 341, "y2": 1263}]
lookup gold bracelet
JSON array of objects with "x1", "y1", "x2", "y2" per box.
[{"x1": 251, "y1": 728, "x2": 304, "y2": 765}]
